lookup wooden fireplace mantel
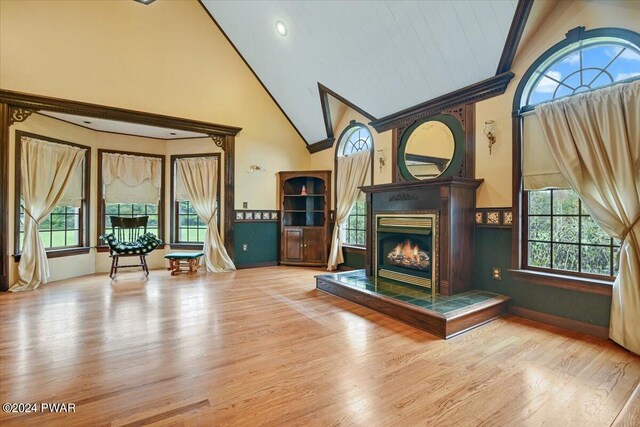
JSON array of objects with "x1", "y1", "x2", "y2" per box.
[{"x1": 362, "y1": 177, "x2": 483, "y2": 296}]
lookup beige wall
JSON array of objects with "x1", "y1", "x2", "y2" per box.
[
  {"x1": 0, "y1": 0, "x2": 310, "y2": 211},
  {"x1": 475, "y1": 0, "x2": 640, "y2": 207}
]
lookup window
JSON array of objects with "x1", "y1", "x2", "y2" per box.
[
  {"x1": 526, "y1": 189, "x2": 621, "y2": 277},
  {"x1": 104, "y1": 203, "x2": 159, "y2": 237},
  {"x1": 516, "y1": 27, "x2": 639, "y2": 280},
  {"x1": 15, "y1": 131, "x2": 90, "y2": 256},
  {"x1": 336, "y1": 121, "x2": 373, "y2": 247},
  {"x1": 170, "y1": 154, "x2": 220, "y2": 246},
  {"x1": 97, "y1": 149, "x2": 165, "y2": 246}
]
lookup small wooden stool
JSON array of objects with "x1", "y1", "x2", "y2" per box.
[{"x1": 164, "y1": 252, "x2": 204, "y2": 276}]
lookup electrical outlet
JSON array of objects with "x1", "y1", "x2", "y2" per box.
[
  {"x1": 242, "y1": 202, "x2": 248, "y2": 209},
  {"x1": 492, "y1": 267, "x2": 502, "y2": 280},
  {"x1": 242, "y1": 244, "x2": 248, "y2": 251}
]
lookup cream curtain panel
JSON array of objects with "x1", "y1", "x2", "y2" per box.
[
  {"x1": 102, "y1": 153, "x2": 162, "y2": 204},
  {"x1": 522, "y1": 112, "x2": 570, "y2": 190},
  {"x1": 327, "y1": 150, "x2": 371, "y2": 271},
  {"x1": 10, "y1": 138, "x2": 86, "y2": 292},
  {"x1": 536, "y1": 80, "x2": 640, "y2": 355},
  {"x1": 176, "y1": 157, "x2": 235, "y2": 272}
]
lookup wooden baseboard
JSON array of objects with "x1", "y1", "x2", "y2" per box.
[
  {"x1": 236, "y1": 261, "x2": 278, "y2": 269},
  {"x1": 509, "y1": 306, "x2": 609, "y2": 339}
]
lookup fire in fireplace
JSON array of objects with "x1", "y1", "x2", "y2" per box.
[
  {"x1": 375, "y1": 213, "x2": 438, "y2": 292},
  {"x1": 386, "y1": 239, "x2": 430, "y2": 271}
]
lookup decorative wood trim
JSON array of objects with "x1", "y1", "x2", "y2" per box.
[
  {"x1": 170, "y1": 153, "x2": 222, "y2": 245},
  {"x1": 9, "y1": 107, "x2": 36, "y2": 125},
  {"x1": 234, "y1": 210, "x2": 279, "y2": 222},
  {"x1": 0, "y1": 103, "x2": 8, "y2": 291},
  {"x1": 370, "y1": 72, "x2": 514, "y2": 132},
  {"x1": 509, "y1": 306, "x2": 609, "y2": 339},
  {"x1": 196, "y1": 0, "x2": 307, "y2": 145},
  {"x1": 318, "y1": 83, "x2": 376, "y2": 122},
  {"x1": 318, "y1": 84, "x2": 334, "y2": 140},
  {"x1": 496, "y1": 0, "x2": 535, "y2": 75},
  {"x1": 509, "y1": 269, "x2": 613, "y2": 296},
  {"x1": 224, "y1": 135, "x2": 234, "y2": 258},
  {"x1": 306, "y1": 138, "x2": 335, "y2": 154},
  {"x1": 475, "y1": 207, "x2": 513, "y2": 228},
  {"x1": 96, "y1": 149, "x2": 165, "y2": 249},
  {"x1": 0, "y1": 89, "x2": 241, "y2": 137},
  {"x1": 14, "y1": 131, "x2": 92, "y2": 260}
]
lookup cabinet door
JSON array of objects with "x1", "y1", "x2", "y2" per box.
[
  {"x1": 303, "y1": 227, "x2": 325, "y2": 264},
  {"x1": 283, "y1": 228, "x2": 303, "y2": 262}
]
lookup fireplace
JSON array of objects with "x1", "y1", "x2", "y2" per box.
[{"x1": 375, "y1": 213, "x2": 438, "y2": 291}]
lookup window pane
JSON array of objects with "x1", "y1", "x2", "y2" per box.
[
  {"x1": 51, "y1": 231, "x2": 66, "y2": 248},
  {"x1": 528, "y1": 241, "x2": 551, "y2": 268},
  {"x1": 581, "y1": 245, "x2": 611, "y2": 276},
  {"x1": 179, "y1": 201, "x2": 189, "y2": 214},
  {"x1": 552, "y1": 216, "x2": 579, "y2": 243},
  {"x1": 106, "y1": 204, "x2": 119, "y2": 214},
  {"x1": 528, "y1": 216, "x2": 551, "y2": 241},
  {"x1": 529, "y1": 190, "x2": 550, "y2": 215},
  {"x1": 65, "y1": 214, "x2": 79, "y2": 229},
  {"x1": 146, "y1": 204, "x2": 158, "y2": 214},
  {"x1": 39, "y1": 231, "x2": 52, "y2": 248},
  {"x1": 552, "y1": 189, "x2": 579, "y2": 214},
  {"x1": 65, "y1": 230, "x2": 79, "y2": 246},
  {"x1": 50, "y1": 214, "x2": 66, "y2": 230},
  {"x1": 552, "y1": 243, "x2": 579, "y2": 272},
  {"x1": 614, "y1": 246, "x2": 621, "y2": 276},
  {"x1": 581, "y1": 216, "x2": 610, "y2": 245}
]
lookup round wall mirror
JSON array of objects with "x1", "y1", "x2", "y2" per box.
[{"x1": 403, "y1": 120, "x2": 455, "y2": 180}]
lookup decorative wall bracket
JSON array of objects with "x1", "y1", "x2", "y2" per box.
[
  {"x1": 9, "y1": 108, "x2": 37, "y2": 125},
  {"x1": 210, "y1": 135, "x2": 226, "y2": 151}
]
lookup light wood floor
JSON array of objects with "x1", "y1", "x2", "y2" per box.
[{"x1": 0, "y1": 266, "x2": 638, "y2": 426}]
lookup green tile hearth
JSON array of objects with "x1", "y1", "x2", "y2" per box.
[{"x1": 322, "y1": 270, "x2": 503, "y2": 315}]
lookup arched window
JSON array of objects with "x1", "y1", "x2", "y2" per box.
[
  {"x1": 514, "y1": 27, "x2": 639, "y2": 279},
  {"x1": 336, "y1": 121, "x2": 373, "y2": 247}
]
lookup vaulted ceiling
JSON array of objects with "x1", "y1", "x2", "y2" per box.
[{"x1": 203, "y1": 0, "x2": 519, "y2": 145}]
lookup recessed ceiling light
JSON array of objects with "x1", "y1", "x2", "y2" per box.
[
  {"x1": 83, "y1": 120, "x2": 92, "y2": 124},
  {"x1": 170, "y1": 132, "x2": 177, "y2": 136},
  {"x1": 275, "y1": 21, "x2": 287, "y2": 36}
]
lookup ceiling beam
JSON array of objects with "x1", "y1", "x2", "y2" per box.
[
  {"x1": 306, "y1": 137, "x2": 335, "y2": 154},
  {"x1": 496, "y1": 0, "x2": 535, "y2": 75}
]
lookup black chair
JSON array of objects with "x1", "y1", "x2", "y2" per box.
[{"x1": 101, "y1": 216, "x2": 162, "y2": 278}]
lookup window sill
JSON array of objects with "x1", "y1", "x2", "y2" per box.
[
  {"x1": 14, "y1": 247, "x2": 91, "y2": 262},
  {"x1": 508, "y1": 269, "x2": 613, "y2": 296},
  {"x1": 342, "y1": 245, "x2": 366, "y2": 253},
  {"x1": 169, "y1": 243, "x2": 204, "y2": 250},
  {"x1": 96, "y1": 244, "x2": 166, "y2": 253}
]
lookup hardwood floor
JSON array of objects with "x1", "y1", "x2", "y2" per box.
[{"x1": 0, "y1": 266, "x2": 638, "y2": 426}]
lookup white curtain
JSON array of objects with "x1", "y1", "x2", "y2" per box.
[
  {"x1": 327, "y1": 150, "x2": 371, "y2": 270},
  {"x1": 102, "y1": 153, "x2": 162, "y2": 204},
  {"x1": 536, "y1": 80, "x2": 640, "y2": 354},
  {"x1": 10, "y1": 138, "x2": 86, "y2": 292},
  {"x1": 176, "y1": 157, "x2": 235, "y2": 272}
]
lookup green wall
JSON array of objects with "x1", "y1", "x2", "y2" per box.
[
  {"x1": 343, "y1": 249, "x2": 366, "y2": 269},
  {"x1": 475, "y1": 228, "x2": 611, "y2": 327},
  {"x1": 233, "y1": 222, "x2": 279, "y2": 267}
]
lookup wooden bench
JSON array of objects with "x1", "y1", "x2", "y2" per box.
[{"x1": 164, "y1": 252, "x2": 204, "y2": 276}]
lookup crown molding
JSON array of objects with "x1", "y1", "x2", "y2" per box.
[{"x1": 370, "y1": 72, "x2": 514, "y2": 132}]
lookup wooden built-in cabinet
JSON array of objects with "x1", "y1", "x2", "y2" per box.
[{"x1": 278, "y1": 170, "x2": 331, "y2": 266}]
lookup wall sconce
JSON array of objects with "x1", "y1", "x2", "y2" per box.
[
  {"x1": 245, "y1": 164, "x2": 265, "y2": 174},
  {"x1": 484, "y1": 120, "x2": 497, "y2": 155},
  {"x1": 376, "y1": 149, "x2": 386, "y2": 173}
]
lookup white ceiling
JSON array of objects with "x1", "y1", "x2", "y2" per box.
[
  {"x1": 204, "y1": 0, "x2": 518, "y2": 144},
  {"x1": 39, "y1": 111, "x2": 209, "y2": 140}
]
